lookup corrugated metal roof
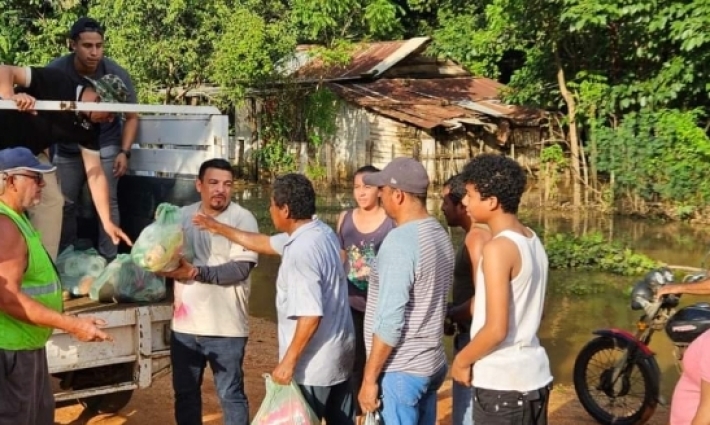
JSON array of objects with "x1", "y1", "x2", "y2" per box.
[
  {"x1": 328, "y1": 78, "x2": 542, "y2": 129},
  {"x1": 292, "y1": 37, "x2": 430, "y2": 80}
]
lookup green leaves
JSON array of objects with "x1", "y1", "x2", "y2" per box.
[{"x1": 544, "y1": 232, "x2": 660, "y2": 276}]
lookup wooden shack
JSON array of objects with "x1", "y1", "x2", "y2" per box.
[
  {"x1": 231, "y1": 37, "x2": 552, "y2": 184},
  {"x1": 160, "y1": 37, "x2": 552, "y2": 184}
]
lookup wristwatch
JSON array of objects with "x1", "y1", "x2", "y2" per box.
[{"x1": 119, "y1": 149, "x2": 132, "y2": 159}]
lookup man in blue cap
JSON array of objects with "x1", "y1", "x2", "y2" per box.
[
  {"x1": 0, "y1": 64, "x2": 132, "y2": 259},
  {"x1": 0, "y1": 147, "x2": 112, "y2": 425}
]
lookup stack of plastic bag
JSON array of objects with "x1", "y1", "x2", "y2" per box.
[
  {"x1": 56, "y1": 246, "x2": 107, "y2": 298},
  {"x1": 251, "y1": 375, "x2": 320, "y2": 425},
  {"x1": 89, "y1": 254, "x2": 167, "y2": 303},
  {"x1": 131, "y1": 203, "x2": 184, "y2": 272}
]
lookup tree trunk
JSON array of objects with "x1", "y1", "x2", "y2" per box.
[
  {"x1": 588, "y1": 107, "x2": 599, "y2": 199},
  {"x1": 554, "y1": 47, "x2": 582, "y2": 207}
]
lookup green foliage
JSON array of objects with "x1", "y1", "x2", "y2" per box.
[
  {"x1": 89, "y1": 0, "x2": 232, "y2": 102},
  {"x1": 290, "y1": 0, "x2": 404, "y2": 44},
  {"x1": 303, "y1": 88, "x2": 339, "y2": 148},
  {"x1": 594, "y1": 109, "x2": 710, "y2": 205},
  {"x1": 211, "y1": 7, "x2": 296, "y2": 103},
  {"x1": 540, "y1": 144, "x2": 567, "y2": 169},
  {"x1": 305, "y1": 163, "x2": 328, "y2": 181},
  {"x1": 544, "y1": 232, "x2": 660, "y2": 276}
]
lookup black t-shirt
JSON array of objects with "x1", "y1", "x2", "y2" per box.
[{"x1": 0, "y1": 67, "x2": 100, "y2": 155}]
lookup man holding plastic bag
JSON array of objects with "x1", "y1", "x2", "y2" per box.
[
  {"x1": 155, "y1": 159, "x2": 258, "y2": 425},
  {"x1": 193, "y1": 173, "x2": 355, "y2": 424}
]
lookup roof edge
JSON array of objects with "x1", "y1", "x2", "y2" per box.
[{"x1": 362, "y1": 36, "x2": 432, "y2": 78}]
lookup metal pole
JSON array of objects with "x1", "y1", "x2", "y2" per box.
[{"x1": 0, "y1": 100, "x2": 222, "y2": 115}]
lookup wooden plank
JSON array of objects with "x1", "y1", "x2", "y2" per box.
[{"x1": 366, "y1": 37, "x2": 431, "y2": 77}]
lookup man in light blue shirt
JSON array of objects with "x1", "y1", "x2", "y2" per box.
[{"x1": 192, "y1": 173, "x2": 355, "y2": 424}]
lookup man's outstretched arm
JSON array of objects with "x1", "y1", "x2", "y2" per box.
[{"x1": 192, "y1": 213, "x2": 278, "y2": 255}]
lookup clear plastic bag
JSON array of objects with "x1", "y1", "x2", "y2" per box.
[
  {"x1": 130, "y1": 203, "x2": 183, "y2": 272},
  {"x1": 89, "y1": 254, "x2": 167, "y2": 303},
  {"x1": 56, "y1": 245, "x2": 108, "y2": 297},
  {"x1": 251, "y1": 375, "x2": 320, "y2": 425}
]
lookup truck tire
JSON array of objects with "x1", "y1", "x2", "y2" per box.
[{"x1": 79, "y1": 390, "x2": 134, "y2": 414}]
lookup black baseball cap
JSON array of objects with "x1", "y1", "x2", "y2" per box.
[
  {"x1": 363, "y1": 157, "x2": 430, "y2": 194},
  {"x1": 69, "y1": 17, "x2": 105, "y2": 40}
]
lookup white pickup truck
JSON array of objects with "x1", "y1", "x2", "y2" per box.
[{"x1": 0, "y1": 100, "x2": 231, "y2": 413}]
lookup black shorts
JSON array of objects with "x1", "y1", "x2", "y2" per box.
[
  {"x1": 473, "y1": 383, "x2": 552, "y2": 425},
  {"x1": 0, "y1": 348, "x2": 54, "y2": 425}
]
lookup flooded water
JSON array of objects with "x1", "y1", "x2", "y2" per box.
[{"x1": 227, "y1": 186, "x2": 710, "y2": 399}]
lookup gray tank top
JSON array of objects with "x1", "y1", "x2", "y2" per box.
[{"x1": 338, "y1": 209, "x2": 395, "y2": 311}]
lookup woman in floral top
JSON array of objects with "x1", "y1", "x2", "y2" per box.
[{"x1": 337, "y1": 165, "x2": 395, "y2": 419}]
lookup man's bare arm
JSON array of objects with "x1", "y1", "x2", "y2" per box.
[
  {"x1": 0, "y1": 217, "x2": 110, "y2": 341},
  {"x1": 454, "y1": 239, "x2": 513, "y2": 367},
  {"x1": 192, "y1": 213, "x2": 277, "y2": 255},
  {"x1": 0, "y1": 65, "x2": 29, "y2": 98},
  {"x1": 658, "y1": 278, "x2": 710, "y2": 297},
  {"x1": 121, "y1": 113, "x2": 139, "y2": 151},
  {"x1": 692, "y1": 379, "x2": 710, "y2": 425},
  {"x1": 363, "y1": 335, "x2": 394, "y2": 384},
  {"x1": 81, "y1": 149, "x2": 131, "y2": 246},
  {"x1": 280, "y1": 317, "x2": 321, "y2": 368}
]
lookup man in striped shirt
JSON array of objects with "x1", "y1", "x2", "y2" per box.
[{"x1": 358, "y1": 157, "x2": 455, "y2": 425}]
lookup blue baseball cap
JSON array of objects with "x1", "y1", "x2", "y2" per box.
[{"x1": 0, "y1": 147, "x2": 56, "y2": 173}]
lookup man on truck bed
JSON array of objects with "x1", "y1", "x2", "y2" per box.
[
  {"x1": 49, "y1": 17, "x2": 139, "y2": 261},
  {"x1": 0, "y1": 147, "x2": 112, "y2": 425},
  {"x1": 0, "y1": 64, "x2": 132, "y2": 259}
]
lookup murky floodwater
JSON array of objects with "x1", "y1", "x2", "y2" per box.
[{"x1": 227, "y1": 186, "x2": 710, "y2": 399}]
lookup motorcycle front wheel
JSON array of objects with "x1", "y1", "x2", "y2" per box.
[{"x1": 573, "y1": 336, "x2": 658, "y2": 425}]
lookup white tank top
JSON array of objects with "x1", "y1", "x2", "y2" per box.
[{"x1": 469, "y1": 229, "x2": 553, "y2": 391}]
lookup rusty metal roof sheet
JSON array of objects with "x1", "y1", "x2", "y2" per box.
[
  {"x1": 292, "y1": 37, "x2": 430, "y2": 80},
  {"x1": 328, "y1": 78, "x2": 542, "y2": 129}
]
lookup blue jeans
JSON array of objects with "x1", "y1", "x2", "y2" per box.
[
  {"x1": 56, "y1": 145, "x2": 121, "y2": 260},
  {"x1": 171, "y1": 332, "x2": 249, "y2": 425},
  {"x1": 299, "y1": 379, "x2": 355, "y2": 424},
  {"x1": 379, "y1": 365, "x2": 448, "y2": 425},
  {"x1": 453, "y1": 332, "x2": 474, "y2": 425}
]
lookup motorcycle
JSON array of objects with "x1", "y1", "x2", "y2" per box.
[{"x1": 573, "y1": 267, "x2": 710, "y2": 425}]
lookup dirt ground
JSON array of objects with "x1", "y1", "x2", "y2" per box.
[{"x1": 55, "y1": 317, "x2": 670, "y2": 425}]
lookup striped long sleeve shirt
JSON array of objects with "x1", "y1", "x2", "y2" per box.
[{"x1": 364, "y1": 217, "x2": 455, "y2": 376}]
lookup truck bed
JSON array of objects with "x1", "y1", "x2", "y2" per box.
[{"x1": 63, "y1": 296, "x2": 173, "y2": 314}]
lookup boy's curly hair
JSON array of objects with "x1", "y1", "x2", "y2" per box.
[{"x1": 461, "y1": 154, "x2": 526, "y2": 214}]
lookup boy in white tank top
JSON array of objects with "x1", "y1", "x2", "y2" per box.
[{"x1": 451, "y1": 154, "x2": 553, "y2": 425}]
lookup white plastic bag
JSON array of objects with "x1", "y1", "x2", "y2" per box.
[
  {"x1": 251, "y1": 374, "x2": 320, "y2": 425},
  {"x1": 364, "y1": 412, "x2": 381, "y2": 425}
]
